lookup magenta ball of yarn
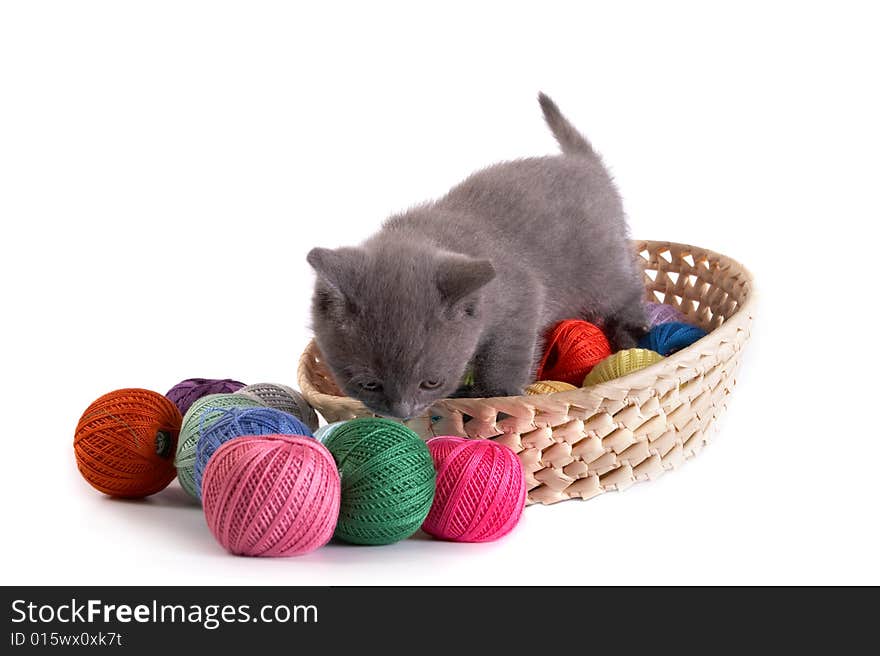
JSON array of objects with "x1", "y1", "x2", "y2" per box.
[
  {"x1": 422, "y1": 437, "x2": 526, "y2": 543},
  {"x1": 165, "y1": 378, "x2": 245, "y2": 416},
  {"x1": 645, "y1": 302, "x2": 686, "y2": 328},
  {"x1": 202, "y1": 434, "x2": 340, "y2": 557}
]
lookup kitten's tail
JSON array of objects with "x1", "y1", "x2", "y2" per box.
[{"x1": 538, "y1": 92, "x2": 595, "y2": 157}]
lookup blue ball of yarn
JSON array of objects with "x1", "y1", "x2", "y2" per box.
[
  {"x1": 194, "y1": 407, "x2": 313, "y2": 499},
  {"x1": 638, "y1": 321, "x2": 707, "y2": 356}
]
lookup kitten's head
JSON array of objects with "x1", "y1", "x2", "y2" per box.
[{"x1": 307, "y1": 244, "x2": 495, "y2": 418}]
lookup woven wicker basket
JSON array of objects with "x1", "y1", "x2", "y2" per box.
[{"x1": 298, "y1": 240, "x2": 755, "y2": 505}]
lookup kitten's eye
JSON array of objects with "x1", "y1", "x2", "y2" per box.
[
  {"x1": 420, "y1": 379, "x2": 443, "y2": 390},
  {"x1": 359, "y1": 381, "x2": 382, "y2": 391}
]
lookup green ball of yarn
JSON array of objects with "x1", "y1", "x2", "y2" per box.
[
  {"x1": 174, "y1": 392, "x2": 264, "y2": 499},
  {"x1": 323, "y1": 418, "x2": 436, "y2": 546}
]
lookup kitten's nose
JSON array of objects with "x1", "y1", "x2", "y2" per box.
[{"x1": 388, "y1": 401, "x2": 415, "y2": 419}]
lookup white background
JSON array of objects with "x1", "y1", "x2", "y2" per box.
[{"x1": 1, "y1": 1, "x2": 878, "y2": 585}]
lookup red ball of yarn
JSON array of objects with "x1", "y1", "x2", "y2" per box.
[
  {"x1": 422, "y1": 437, "x2": 526, "y2": 543},
  {"x1": 74, "y1": 389, "x2": 181, "y2": 498},
  {"x1": 536, "y1": 319, "x2": 612, "y2": 386}
]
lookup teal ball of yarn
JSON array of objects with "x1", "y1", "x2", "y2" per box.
[
  {"x1": 323, "y1": 418, "x2": 436, "y2": 546},
  {"x1": 174, "y1": 392, "x2": 264, "y2": 499},
  {"x1": 314, "y1": 420, "x2": 349, "y2": 444}
]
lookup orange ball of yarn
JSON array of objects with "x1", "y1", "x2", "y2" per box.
[
  {"x1": 536, "y1": 319, "x2": 612, "y2": 386},
  {"x1": 74, "y1": 389, "x2": 182, "y2": 498}
]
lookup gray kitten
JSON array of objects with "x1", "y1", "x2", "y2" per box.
[{"x1": 307, "y1": 93, "x2": 646, "y2": 418}]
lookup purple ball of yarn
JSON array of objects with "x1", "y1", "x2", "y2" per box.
[
  {"x1": 165, "y1": 378, "x2": 246, "y2": 416},
  {"x1": 645, "y1": 302, "x2": 686, "y2": 328}
]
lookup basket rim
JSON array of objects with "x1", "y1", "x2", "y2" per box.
[{"x1": 297, "y1": 239, "x2": 755, "y2": 418}]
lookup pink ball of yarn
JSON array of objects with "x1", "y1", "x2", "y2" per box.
[
  {"x1": 422, "y1": 437, "x2": 526, "y2": 543},
  {"x1": 202, "y1": 434, "x2": 340, "y2": 557}
]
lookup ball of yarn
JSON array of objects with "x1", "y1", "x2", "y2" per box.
[
  {"x1": 165, "y1": 378, "x2": 245, "y2": 416},
  {"x1": 583, "y1": 349, "x2": 664, "y2": 386},
  {"x1": 644, "y1": 302, "x2": 686, "y2": 328},
  {"x1": 175, "y1": 393, "x2": 265, "y2": 499},
  {"x1": 74, "y1": 389, "x2": 181, "y2": 498},
  {"x1": 193, "y1": 407, "x2": 314, "y2": 499},
  {"x1": 323, "y1": 418, "x2": 435, "y2": 545},
  {"x1": 639, "y1": 321, "x2": 708, "y2": 356},
  {"x1": 536, "y1": 319, "x2": 612, "y2": 386},
  {"x1": 422, "y1": 437, "x2": 526, "y2": 543},
  {"x1": 525, "y1": 380, "x2": 578, "y2": 395},
  {"x1": 314, "y1": 420, "x2": 349, "y2": 443},
  {"x1": 236, "y1": 383, "x2": 319, "y2": 432},
  {"x1": 202, "y1": 434, "x2": 340, "y2": 557}
]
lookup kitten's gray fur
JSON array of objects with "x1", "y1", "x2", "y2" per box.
[{"x1": 307, "y1": 93, "x2": 646, "y2": 419}]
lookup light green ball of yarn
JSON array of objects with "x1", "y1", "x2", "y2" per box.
[
  {"x1": 314, "y1": 420, "x2": 349, "y2": 444},
  {"x1": 583, "y1": 348, "x2": 664, "y2": 386},
  {"x1": 174, "y1": 392, "x2": 264, "y2": 499},
  {"x1": 323, "y1": 418, "x2": 435, "y2": 546}
]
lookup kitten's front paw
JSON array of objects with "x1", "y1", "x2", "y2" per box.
[
  {"x1": 469, "y1": 385, "x2": 525, "y2": 399},
  {"x1": 449, "y1": 385, "x2": 475, "y2": 398},
  {"x1": 450, "y1": 384, "x2": 523, "y2": 399},
  {"x1": 608, "y1": 323, "x2": 646, "y2": 351}
]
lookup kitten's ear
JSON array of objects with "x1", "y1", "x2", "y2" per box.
[
  {"x1": 435, "y1": 255, "x2": 496, "y2": 307},
  {"x1": 307, "y1": 247, "x2": 364, "y2": 298}
]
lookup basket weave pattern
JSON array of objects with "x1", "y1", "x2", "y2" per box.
[{"x1": 298, "y1": 240, "x2": 755, "y2": 505}]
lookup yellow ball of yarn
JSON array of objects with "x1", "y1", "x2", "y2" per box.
[
  {"x1": 583, "y1": 349, "x2": 664, "y2": 386},
  {"x1": 525, "y1": 380, "x2": 578, "y2": 395}
]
